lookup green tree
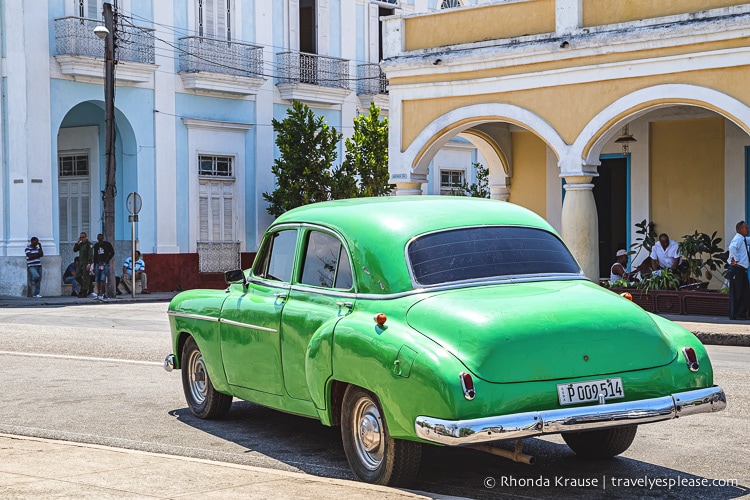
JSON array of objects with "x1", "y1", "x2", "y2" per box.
[
  {"x1": 332, "y1": 102, "x2": 392, "y2": 199},
  {"x1": 263, "y1": 100, "x2": 343, "y2": 217}
]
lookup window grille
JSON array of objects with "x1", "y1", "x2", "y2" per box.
[
  {"x1": 440, "y1": 170, "x2": 464, "y2": 195},
  {"x1": 199, "y1": 155, "x2": 233, "y2": 177},
  {"x1": 441, "y1": 0, "x2": 461, "y2": 8},
  {"x1": 59, "y1": 154, "x2": 90, "y2": 177}
]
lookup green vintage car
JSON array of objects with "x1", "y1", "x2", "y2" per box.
[{"x1": 165, "y1": 196, "x2": 725, "y2": 486}]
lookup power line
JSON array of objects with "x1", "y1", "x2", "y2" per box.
[{"x1": 116, "y1": 10, "x2": 386, "y2": 85}]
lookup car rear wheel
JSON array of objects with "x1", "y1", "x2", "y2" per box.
[
  {"x1": 181, "y1": 336, "x2": 233, "y2": 419},
  {"x1": 562, "y1": 425, "x2": 638, "y2": 458},
  {"x1": 340, "y1": 386, "x2": 421, "y2": 486}
]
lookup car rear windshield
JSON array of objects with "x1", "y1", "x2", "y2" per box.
[{"x1": 408, "y1": 226, "x2": 581, "y2": 286}]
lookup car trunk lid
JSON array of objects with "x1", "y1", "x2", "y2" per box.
[{"x1": 406, "y1": 280, "x2": 676, "y2": 383}]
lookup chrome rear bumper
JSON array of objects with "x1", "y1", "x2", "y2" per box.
[{"x1": 415, "y1": 386, "x2": 726, "y2": 446}]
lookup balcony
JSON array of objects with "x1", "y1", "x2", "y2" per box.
[
  {"x1": 356, "y1": 63, "x2": 389, "y2": 111},
  {"x1": 54, "y1": 16, "x2": 156, "y2": 83},
  {"x1": 178, "y1": 36, "x2": 267, "y2": 95},
  {"x1": 276, "y1": 51, "x2": 352, "y2": 105}
]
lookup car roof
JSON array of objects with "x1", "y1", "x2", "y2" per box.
[{"x1": 272, "y1": 196, "x2": 559, "y2": 294}]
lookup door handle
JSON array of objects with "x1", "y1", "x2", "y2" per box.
[
  {"x1": 336, "y1": 301, "x2": 353, "y2": 309},
  {"x1": 274, "y1": 292, "x2": 288, "y2": 300}
]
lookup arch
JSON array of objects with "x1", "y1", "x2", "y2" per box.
[
  {"x1": 577, "y1": 84, "x2": 750, "y2": 166},
  {"x1": 405, "y1": 103, "x2": 567, "y2": 178}
]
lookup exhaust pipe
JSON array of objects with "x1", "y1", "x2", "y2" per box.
[{"x1": 468, "y1": 439, "x2": 535, "y2": 465}]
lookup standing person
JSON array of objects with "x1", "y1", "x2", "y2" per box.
[
  {"x1": 650, "y1": 233, "x2": 682, "y2": 271},
  {"x1": 727, "y1": 220, "x2": 750, "y2": 320},
  {"x1": 93, "y1": 233, "x2": 115, "y2": 300},
  {"x1": 121, "y1": 250, "x2": 150, "y2": 294},
  {"x1": 25, "y1": 236, "x2": 44, "y2": 298},
  {"x1": 62, "y1": 257, "x2": 80, "y2": 296},
  {"x1": 73, "y1": 232, "x2": 94, "y2": 298}
]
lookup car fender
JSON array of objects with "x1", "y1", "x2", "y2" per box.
[
  {"x1": 326, "y1": 312, "x2": 467, "y2": 440},
  {"x1": 168, "y1": 289, "x2": 232, "y2": 393}
]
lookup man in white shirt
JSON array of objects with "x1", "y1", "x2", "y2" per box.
[
  {"x1": 727, "y1": 220, "x2": 750, "y2": 320},
  {"x1": 650, "y1": 233, "x2": 681, "y2": 271}
]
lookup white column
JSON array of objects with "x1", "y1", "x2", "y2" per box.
[
  {"x1": 561, "y1": 175, "x2": 599, "y2": 281},
  {"x1": 490, "y1": 184, "x2": 510, "y2": 201},
  {"x1": 4, "y1": 0, "x2": 54, "y2": 255},
  {"x1": 394, "y1": 181, "x2": 423, "y2": 196},
  {"x1": 153, "y1": 3, "x2": 179, "y2": 254}
]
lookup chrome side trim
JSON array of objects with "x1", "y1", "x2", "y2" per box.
[
  {"x1": 415, "y1": 386, "x2": 726, "y2": 446},
  {"x1": 219, "y1": 318, "x2": 277, "y2": 333},
  {"x1": 167, "y1": 311, "x2": 219, "y2": 323}
]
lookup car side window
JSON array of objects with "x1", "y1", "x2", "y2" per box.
[
  {"x1": 253, "y1": 229, "x2": 297, "y2": 283},
  {"x1": 300, "y1": 231, "x2": 353, "y2": 290}
]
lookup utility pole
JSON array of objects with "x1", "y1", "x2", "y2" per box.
[{"x1": 102, "y1": 2, "x2": 117, "y2": 299}]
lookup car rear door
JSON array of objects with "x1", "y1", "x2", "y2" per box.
[{"x1": 280, "y1": 228, "x2": 355, "y2": 402}]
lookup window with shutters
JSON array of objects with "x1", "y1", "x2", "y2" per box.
[
  {"x1": 197, "y1": 154, "x2": 238, "y2": 272},
  {"x1": 198, "y1": 155, "x2": 235, "y2": 241},
  {"x1": 197, "y1": 0, "x2": 232, "y2": 40},
  {"x1": 58, "y1": 152, "x2": 91, "y2": 270}
]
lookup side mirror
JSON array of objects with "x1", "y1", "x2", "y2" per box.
[{"x1": 224, "y1": 269, "x2": 247, "y2": 286}]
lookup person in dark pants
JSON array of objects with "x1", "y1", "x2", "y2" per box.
[
  {"x1": 93, "y1": 233, "x2": 115, "y2": 300},
  {"x1": 73, "y1": 232, "x2": 94, "y2": 298},
  {"x1": 727, "y1": 220, "x2": 750, "y2": 320}
]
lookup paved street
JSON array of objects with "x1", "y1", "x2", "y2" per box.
[{"x1": 0, "y1": 302, "x2": 748, "y2": 499}]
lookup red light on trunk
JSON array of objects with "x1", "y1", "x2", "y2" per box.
[
  {"x1": 460, "y1": 372, "x2": 476, "y2": 400},
  {"x1": 374, "y1": 313, "x2": 387, "y2": 326},
  {"x1": 682, "y1": 347, "x2": 699, "y2": 372}
]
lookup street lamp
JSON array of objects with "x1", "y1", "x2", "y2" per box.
[{"x1": 94, "y1": 3, "x2": 118, "y2": 299}]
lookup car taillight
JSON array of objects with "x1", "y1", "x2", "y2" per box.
[
  {"x1": 460, "y1": 372, "x2": 475, "y2": 400},
  {"x1": 682, "y1": 347, "x2": 699, "y2": 372}
]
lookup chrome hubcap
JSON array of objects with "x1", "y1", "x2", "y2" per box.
[
  {"x1": 352, "y1": 397, "x2": 384, "y2": 470},
  {"x1": 188, "y1": 349, "x2": 208, "y2": 405}
]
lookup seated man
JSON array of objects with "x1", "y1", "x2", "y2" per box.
[
  {"x1": 610, "y1": 250, "x2": 633, "y2": 284},
  {"x1": 650, "y1": 233, "x2": 681, "y2": 271},
  {"x1": 120, "y1": 251, "x2": 150, "y2": 294},
  {"x1": 62, "y1": 257, "x2": 80, "y2": 296}
]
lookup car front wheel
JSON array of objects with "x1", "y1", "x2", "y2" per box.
[
  {"x1": 562, "y1": 425, "x2": 638, "y2": 458},
  {"x1": 340, "y1": 386, "x2": 421, "y2": 486},
  {"x1": 181, "y1": 336, "x2": 233, "y2": 419}
]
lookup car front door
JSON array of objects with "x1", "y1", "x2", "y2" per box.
[
  {"x1": 280, "y1": 228, "x2": 355, "y2": 402},
  {"x1": 220, "y1": 228, "x2": 298, "y2": 395}
]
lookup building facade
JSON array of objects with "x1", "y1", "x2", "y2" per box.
[
  {"x1": 383, "y1": 0, "x2": 750, "y2": 281},
  {"x1": 0, "y1": 0, "x2": 490, "y2": 297}
]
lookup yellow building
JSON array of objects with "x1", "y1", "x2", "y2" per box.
[{"x1": 382, "y1": 0, "x2": 750, "y2": 281}]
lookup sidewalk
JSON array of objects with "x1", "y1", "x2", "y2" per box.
[
  {"x1": 0, "y1": 292, "x2": 747, "y2": 346},
  {"x1": 0, "y1": 433, "x2": 462, "y2": 499}
]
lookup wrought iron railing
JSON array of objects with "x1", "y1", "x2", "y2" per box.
[
  {"x1": 54, "y1": 16, "x2": 155, "y2": 64},
  {"x1": 178, "y1": 36, "x2": 264, "y2": 77},
  {"x1": 197, "y1": 241, "x2": 241, "y2": 273},
  {"x1": 277, "y1": 51, "x2": 350, "y2": 90},
  {"x1": 357, "y1": 64, "x2": 389, "y2": 94}
]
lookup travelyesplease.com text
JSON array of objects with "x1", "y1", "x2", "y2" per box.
[{"x1": 484, "y1": 475, "x2": 740, "y2": 490}]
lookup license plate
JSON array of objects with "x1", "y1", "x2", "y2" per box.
[{"x1": 557, "y1": 378, "x2": 624, "y2": 405}]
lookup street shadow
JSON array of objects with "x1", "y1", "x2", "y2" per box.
[{"x1": 169, "y1": 402, "x2": 748, "y2": 499}]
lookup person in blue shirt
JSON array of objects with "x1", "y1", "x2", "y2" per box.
[
  {"x1": 727, "y1": 220, "x2": 750, "y2": 320},
  {"x1": 62, "y1": 257, "x2": 79, "y2": 296},
  {"x1": 120, "y1": 250, "x2": 150, "y2": 294}
]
